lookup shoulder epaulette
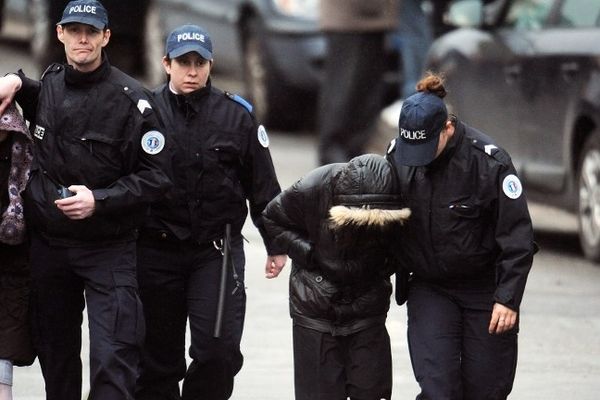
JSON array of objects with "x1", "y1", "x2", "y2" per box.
[
  {"x1": 40, "y1": 63, "x2": 63, "y2": 80},
  {"x1": 470, "y1": 137, "x2": 510, "y2": 165},
  {"x1": 224, "y1": 91, "x2": 253, "y2": 113},
  {"x1": 119, "y1": 84, "x2": 154, "y2": 118}
]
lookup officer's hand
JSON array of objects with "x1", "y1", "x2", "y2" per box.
[
  {"x1": 265, "y1": 254, "x2": 287, "y2": 279},
  {"x1": 55, "y1": 185, "x2": 96, "y2": 220},
  {"x1": 0, "y1": 74, "x2": 22, "y2": 116},
  {"x1": 488, "y1": 303, "x2": 517, "y2": 335}
]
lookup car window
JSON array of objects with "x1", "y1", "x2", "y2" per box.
[
  {"x1": 559, "y1": 0, "x2": 600, "y2": 28},
  {"x1": 504, "y1": 0, "x2": 554, "y2": 30}
]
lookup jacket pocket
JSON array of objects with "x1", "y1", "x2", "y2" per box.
[{"x1": 111, "y1": 269, "x2": 144, "y2": 346}]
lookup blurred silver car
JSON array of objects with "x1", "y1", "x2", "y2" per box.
[{"x1": 426, "y1": 0, "x2": 600, "y2": 262}]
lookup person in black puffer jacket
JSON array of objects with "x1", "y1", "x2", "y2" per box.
[{"x1": 263, "y1": 154, "x2": 411, "y2": 400}]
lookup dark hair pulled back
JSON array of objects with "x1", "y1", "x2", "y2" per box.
[{"x1": 415, "y1": 71, "x2": 447, "y2": 99}]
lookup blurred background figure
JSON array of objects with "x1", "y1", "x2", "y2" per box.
[{"x1": 317, "y1": 0, "x2": 399, "y2": 165}]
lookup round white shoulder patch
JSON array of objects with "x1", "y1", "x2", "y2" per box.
[
  {"x1": 141, "y1": 130, "x2": 165, "y2": 155},
  {"x1": 502, "y1": 174, "x2": 523, "y2": 199},
  {"x1": 257, "y1": 125, "x2": 269, "y2": 148}
]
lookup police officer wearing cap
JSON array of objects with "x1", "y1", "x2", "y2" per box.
[
  {"x1": 0, "y1": 1, "x2": 172, "y2": 399},
  {"x1": 386, "y1": 72, "x2": 537, "y2": 400},
  {"x1": 134, "y1": 24, "x2": 287, "y2": 400}
]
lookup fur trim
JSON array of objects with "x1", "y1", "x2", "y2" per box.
[
  {"x1": 329, "y1": 205, "x2": 411, "y2": 228},
  {"x1": 0, "y1": 103, "x2": 33, "y2": 245}
]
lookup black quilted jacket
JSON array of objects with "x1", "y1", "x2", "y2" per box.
[{"x1": 263, "y1": 154, "x2": 409, "y2": 336}]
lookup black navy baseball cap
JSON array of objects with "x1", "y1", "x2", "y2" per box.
[
  {"x1": 394, "y1": 92, "x2": 448, "y2": 167},
  {"x1": 57, "y1": 0, "x2": 108, "y2": 30},
  {"x1": 166, "y1": 24, "x2": 213, "y2": 60}
]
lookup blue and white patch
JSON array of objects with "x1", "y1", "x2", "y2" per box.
[
  {"x1": 33, "y1": 125, "x2": 45, "y2": 140},
  {"x1": 141, "y1": 130, "x2": 165, "y2": 155},
  {"x1": 387, "y1": 138, "x2": 397, "y2": 154},
  {"x1": 257, "y1": 125, "x2": 269, "y2": 148},
  {"x1": 502, "y1": 174, "x2": 522, "y2": 199}
]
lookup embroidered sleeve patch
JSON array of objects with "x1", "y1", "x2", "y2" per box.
[
  {"x1": 257, "y1": 125, "x2": 269, "y2": 148},
  {"x1": 502, "y1": 174, "x2": 523, "y2": 199},
  {"x1": 141, "y1": 131, "x2": 165, "y2": 155}
]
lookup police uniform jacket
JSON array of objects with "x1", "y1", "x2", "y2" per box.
[
  {"x1": 387, "y1": 120, "x2": 536, "y2": 311},
  {"x1": 145, "y1": 79, "x2": 282, "y2": 253},
  {"x1": 14, "y1": 54, "x2": 172, "y2": 245},
  {"x1": 263, "y1": 154, "x2": 410, "y2": 336}
]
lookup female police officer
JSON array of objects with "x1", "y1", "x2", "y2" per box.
[
  {"x1": 387, "y1": 72, "x2": 537, "y2": 399},
  {"x1": 134, "y1": 24, "x2": 287, "y2": 400}
]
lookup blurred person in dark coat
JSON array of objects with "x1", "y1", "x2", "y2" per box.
[{"x1": 318, "y1": 0, "x2": 399, "y2": 165}]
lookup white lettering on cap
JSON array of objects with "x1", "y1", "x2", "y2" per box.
[
  {"x1": 69, "y1": 5, "x2": 97, "y2": 14},
  {"x1": 177, "y1": 32, "x2": 206, "y2": 43},
  {"x1": 399, "y1": 128, "x2": 427, "y2": 141}
]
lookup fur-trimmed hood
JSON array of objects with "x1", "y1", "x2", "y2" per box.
[
  {"x1": 0, "y1": 103, "x2": 33, "y2": 245},
  {"x1": 329, "y1": 154, "x2": 410, "y2": 231}
]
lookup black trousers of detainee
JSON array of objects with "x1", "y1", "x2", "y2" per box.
[{"x1": 293, "y1": 324, "x2": 392, "y2": 400}]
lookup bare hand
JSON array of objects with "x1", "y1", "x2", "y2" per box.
[
  {"x1": 0, "y1": 74, "x2": 22, "y2": 116},
  {"x1": 488, "y1": 303, "x2": 518, "y2": 335},
  {"x1": 265, "y1": 254, "x2": 287, "y2": 279},
  {"x1": 54, "y1": 185, "x2": 96, "y2": 220}
]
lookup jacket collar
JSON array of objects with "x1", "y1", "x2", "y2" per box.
[
  {"x1": 169, "y1": 78, "x2": 212, "y2": 114},
  {"x1": 64, "y1": 51, "x2": 111, "y2": 86}
]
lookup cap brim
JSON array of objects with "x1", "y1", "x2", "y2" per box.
[
  {"x1": 57, "y1": 16, "x2": 105, "y2": 30},
  {"x1": 168, "y1": 44, "x2": 212, "y2": 60},
  {"x1": 393, "y1": 135, "x2": 440, "y2": 167}
]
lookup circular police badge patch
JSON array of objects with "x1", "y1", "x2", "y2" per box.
[
  {"x1": 141, "y1": 131, "x2": 165, "y2": 155},
  {"x1": 257, "y1": 125, "x2": 269, "y2": 148},
  {"x1": 502, "y1": 174, "x2": 523, "y2": 199}
]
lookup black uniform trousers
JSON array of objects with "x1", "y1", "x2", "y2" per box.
[
  {"x1": 318, "y1": 32, "x2": 386, "y2": 165},
  {"x1": 293, "y1": 324, "x2": 392, "y2": 400},
  {"x1": 28, "y1": 235, "x2": 143, "y2": 400},
  {"x1": 135, "y1": 234, "x2": 246, "y2": 400},
  {"x1": 406, "y1": 279, "x2": 518, "y2": 400}
]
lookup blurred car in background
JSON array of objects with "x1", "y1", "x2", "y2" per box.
[{"x1": 425, "y1": 0, "x2": 600, "y2": 262}]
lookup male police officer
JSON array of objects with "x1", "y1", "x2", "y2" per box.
[
  {"x1": 0, "y1": 1, "x2": 172, "y2": 399},
  {"x1": 134, "y1": 25, "x2": 286, "y2": 400}
]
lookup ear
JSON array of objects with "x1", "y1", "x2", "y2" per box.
[
  {"x1": 101, "y1": 28, "x2": 111, "y2": 47},
  {"x1": 162, "y1": 56, "x2": 171, "y2": 74},
  {"x1": 445, "y1": 120, "x2": 455, "y2": 138},
  {"x1": 57, "y1": 25, "x2": 65, "y2": 44}
]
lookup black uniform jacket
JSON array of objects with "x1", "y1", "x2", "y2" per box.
[
  {"x1": 263, "y1": 154, "x2": 408, "y2": 336},
  {"x1": 15, "y1": 55, "x2": 172, "y2": 245},
  {"x1": 145, "y1": 79, "x2": 282, "y2": 253},
  {"x1": 388, "y1": 120, "x2": 536, "y2": 311}
]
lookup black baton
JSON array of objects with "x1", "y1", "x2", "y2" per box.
[{"x1": 214, "y1": 223, "x2": 231, "y2": 338}]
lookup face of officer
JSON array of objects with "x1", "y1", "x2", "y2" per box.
[
  {"x1": 433, "y1": 120, "x2": 455, "y2": 159},
  {"x1": 163, "y1": 52, "x2": 212, "y2": 95},
  {"x1": 57, "y1": 23, "x2": 110, "y2": 73}
]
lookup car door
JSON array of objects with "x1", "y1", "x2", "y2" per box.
[{"x1": 510, "y1": 0, "x2": 600, "y2": 193}]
